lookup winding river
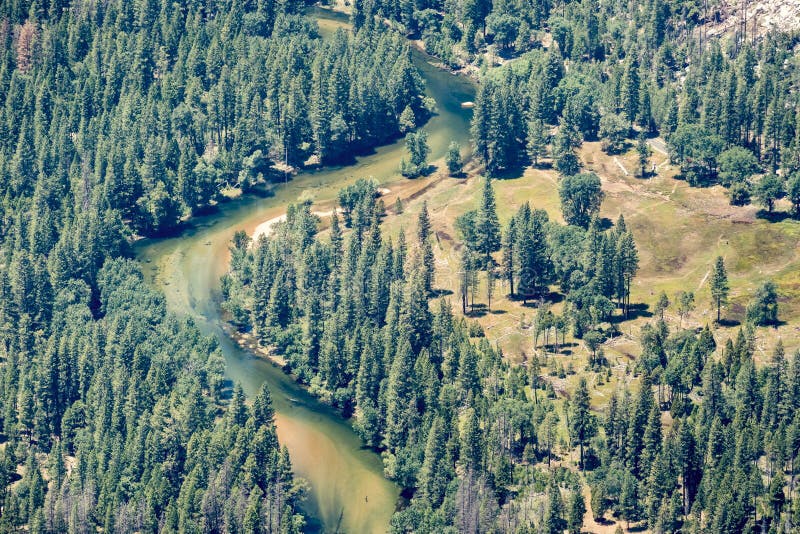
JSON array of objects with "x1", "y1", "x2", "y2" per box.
[{"x1": 135, "y1": 10, "x2": 474, "y2": 533}]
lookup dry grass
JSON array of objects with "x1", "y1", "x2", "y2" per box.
[
  {"x1": 379, "y1": 139, "x2": 800, "y2": 409},
  {"x1": 372, "y1": 140, "x2": 800, "y2": 531}
]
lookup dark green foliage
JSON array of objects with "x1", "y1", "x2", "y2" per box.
[
  {"x1": 223, "y1": 186, "x2": 596, "y2": 530},
  {"x1": 446, "y1": 141, "x2": 463, "y2": 175},
  {"x1": 718, "y1": 146, "x2": 760, "y2": 186},
  {"x1": 746, "y1": 281, "x2": 779, "y2": 326},
  {"x1": 603, "y1": 287, "x2": 800, "y2": 533},
  {"x1": 599, "y1": 113, "x2": 629, "y2": 154},
  {"x1": 527, "y1": 117, "x2": 549, "y2": 166},
  {"x1": 754, "y1": 174, "x2": 785, "y2": 213},
  {"x1": 554, "y1": 125, "x2": 582, "y2": 177},
  {"x1": 454, "y1": 0, "x2": 800, "y2": 223},
  {"x1": 569, "y1": 378, "x2": 597, "y2": 470},
  {"x1": 400, "y1": 130, "x2": 431, "y2": 177},
  {"x1": 709, "y1": 256, "x2": 729, "y2": 323},
  {"x1": 636, "y1": 133, "x2": 651, "y2": 178},
  {"x1": 787, "y1": 172, "x2": 800, "y2": 217},
  {"x1": 0, "y1": 257, "x2": 303, "y2": 531},
  {"x1": 567, "y1": 490, "x2": 586, "y2": 534},
  {"x1": 0, "y1": 0, "x2": 426, "y2": 237},
  {"x1": 0, "y1": 2, "x2": 438, "y2": 529},
  {"x1": 728, "y1": 182, "x2": 752, "y2": 206},
  {"x1": 475, "y1": 177, "x2": 501, "y2": 264},
  {"x1": 543, "y1": 477, "x2": 566, "y2": 534},
  {"x1": 559, "y1": 173, "x2": 604, "y2": 228}
]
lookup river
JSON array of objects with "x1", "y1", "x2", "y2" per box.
[{"x1": 135, "y1": 9, "x2": 474, "y2": 533}]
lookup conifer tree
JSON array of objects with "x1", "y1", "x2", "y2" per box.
[
  {"x1": 446, "y1": 141, "x2": 463, "y2": 176},
  {"x1": 569, "y1": 377, "x2": 596, "y2": 470},
  {"x1": 417, "y1": 201, "x2": 435, "y2": 295},
  {"x1": 709, "y1": 256, "x2": 729, "y2": 323},
  {"x1": 501, "y1": 217, "x2": 517, "y2": 296},
  {"x1": 527, "y1": 117, "x2": 548, "y2": 166},
  {"x1": 475, "y1": 177, "x2": 501, "y2": 265},
  {"x1": 543, "y1": 477, "x2": 566, "y2": 534},
  {"x1": 636, "y1": 132, "x2": 651, "y2": 177},
  {"x1": 417, "y1": 416, "x2": 451, "y2": 507},
  {"x1": 619, "y1": 470, "x2": 642, "y2": 528},
  {"x1": 554, "y1": 123, "x2": 581, "y2": 176},
  {"x1": 567, "y1": 490, "x2": 586, "y2": 534}
]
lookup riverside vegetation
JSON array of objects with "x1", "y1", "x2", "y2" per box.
[{"x1": 2, "y1": 0, "x2": 800, "y2": 531}]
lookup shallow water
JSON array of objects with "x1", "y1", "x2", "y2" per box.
[{"x1": 135, "y1": 10, "x2": 473, "y2": 533}]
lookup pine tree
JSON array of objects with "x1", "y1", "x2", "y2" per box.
[
  {"x1": 569, "y1": 377, "x2": 597, "y2": 470},
  {"x1": 567, "y1": 490, "x2": 586, "y2": 534},
  {"x1": 709, "y1": 256, "x2": 729, "y2": 323},
  {"x1": 543, "y1": 477, "x2": 566, "y2": 534},
  {"x1": 622, "y1": 58, "x2": 640, "y2": 126},
  {"x1": 459, "y1": 247, "x2": 473, "y2": 314},
  {"x1": 475, "y1": 177, "x2": 501, "y2": 265},
  {"x1": 655, "y1": 291, "x2": 670, "y2": 321},
  {"x1": 446, "y1": 141, "x2": 463, "y2": 176},
  {"x1": 636, "y1": 132, "x2": 651, "y2": 177},
  {"x1": 486, "y1": 264, "x2": 495, "y2": 311},
  {"x1": 417, "y1": 201, "x2": 435, "y2": 295},
  {"x1": 417, "y1": 416, "x2": 451, "y2": 507},
  {"x1": 619, "y1": 470, "x2": 642, "y2": 528},
  {"x1": 626, "y1": 376, "x2": 654, "y2": 477},
  {"x1": 554, "y1": 122, "x2": 581, "y2": 176},
  {"x1": 384, "y1": 338, "x2": 415, "y2": 453},
  {"x1": 676, "y1": 290, "x2": 695, "y2": 329},
  {"x1": 501, "y1": 217, "x2": 517, "y2": 296},
  {"x1": 616, "y1": 231, "x2": 639, "y2": 316},
  {"x1": 527, "y1": 117, "x2": 548, "y2": 166},
  {"x1": 460, "y1": 408, "x2": 483, "y2": 470}
]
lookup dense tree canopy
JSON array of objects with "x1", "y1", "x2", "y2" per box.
[{"x1": 0, "y1": 0, "x2": 427, "y2": 236}]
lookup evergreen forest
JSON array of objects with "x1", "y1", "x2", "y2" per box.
[{"x1": 2, "y1": 0, "x2": 800, "y2": 532}]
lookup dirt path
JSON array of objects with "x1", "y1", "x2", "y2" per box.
[{"x1": 613, "y1": 157, "x2": 630, "y2": 176}]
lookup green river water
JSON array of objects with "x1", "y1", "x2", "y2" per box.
[{"x1": 135, "y1": 10, "x2": 474, "y2": 532}]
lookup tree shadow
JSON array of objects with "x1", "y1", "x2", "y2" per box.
[
  {"x1": 466, "y1": 303, "x2": 488, "y2": 317},
  {"x1": 602, "y1": 140, "x2": 632, "y2": 155},
  {"x1": 218, "y1": 379, "x2": 235, "y2": 401},
  {"x1": 756, "y1": 210, "x2": 791, "y2": 223},
  {"x1": 432, "y1": 288, "x2": 454, "y2": 297},
  {"x1": 594, "y1": 517, "x2": 616, "y2": 526},
  {"x1": 490, "y1": 166, "x2": 527, "y2": 180},
  {"x1": 610, "y1": 304, "x2": 653, "y2": 323},
  {"x1": 509, "y1": 291, "x2": 565, "y2": 307},
  {"x1": 495, "y1": 47, "x2": 522, "y2": 61},
  {"x1": 192, "y1": 203, "x2": 221, "y2": 217},
  {"x1": 599, "y1": 217, "x2": 614, "y2": 230},
  {"x1": 406, "y1": 164, "x2": 438, "y2": 179},
  {"x1": 717, "y1": 318, "x2": 741, "y2": 328},
  {"x1": 252, "y1": 184, "x2": 277, "y2": 198},
  {"x1": 420, "y1": 164, "x2": 438, "y2": 177},
  {"x1": 541, "y1": 342, "x2": 578, "y2": 353}
]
